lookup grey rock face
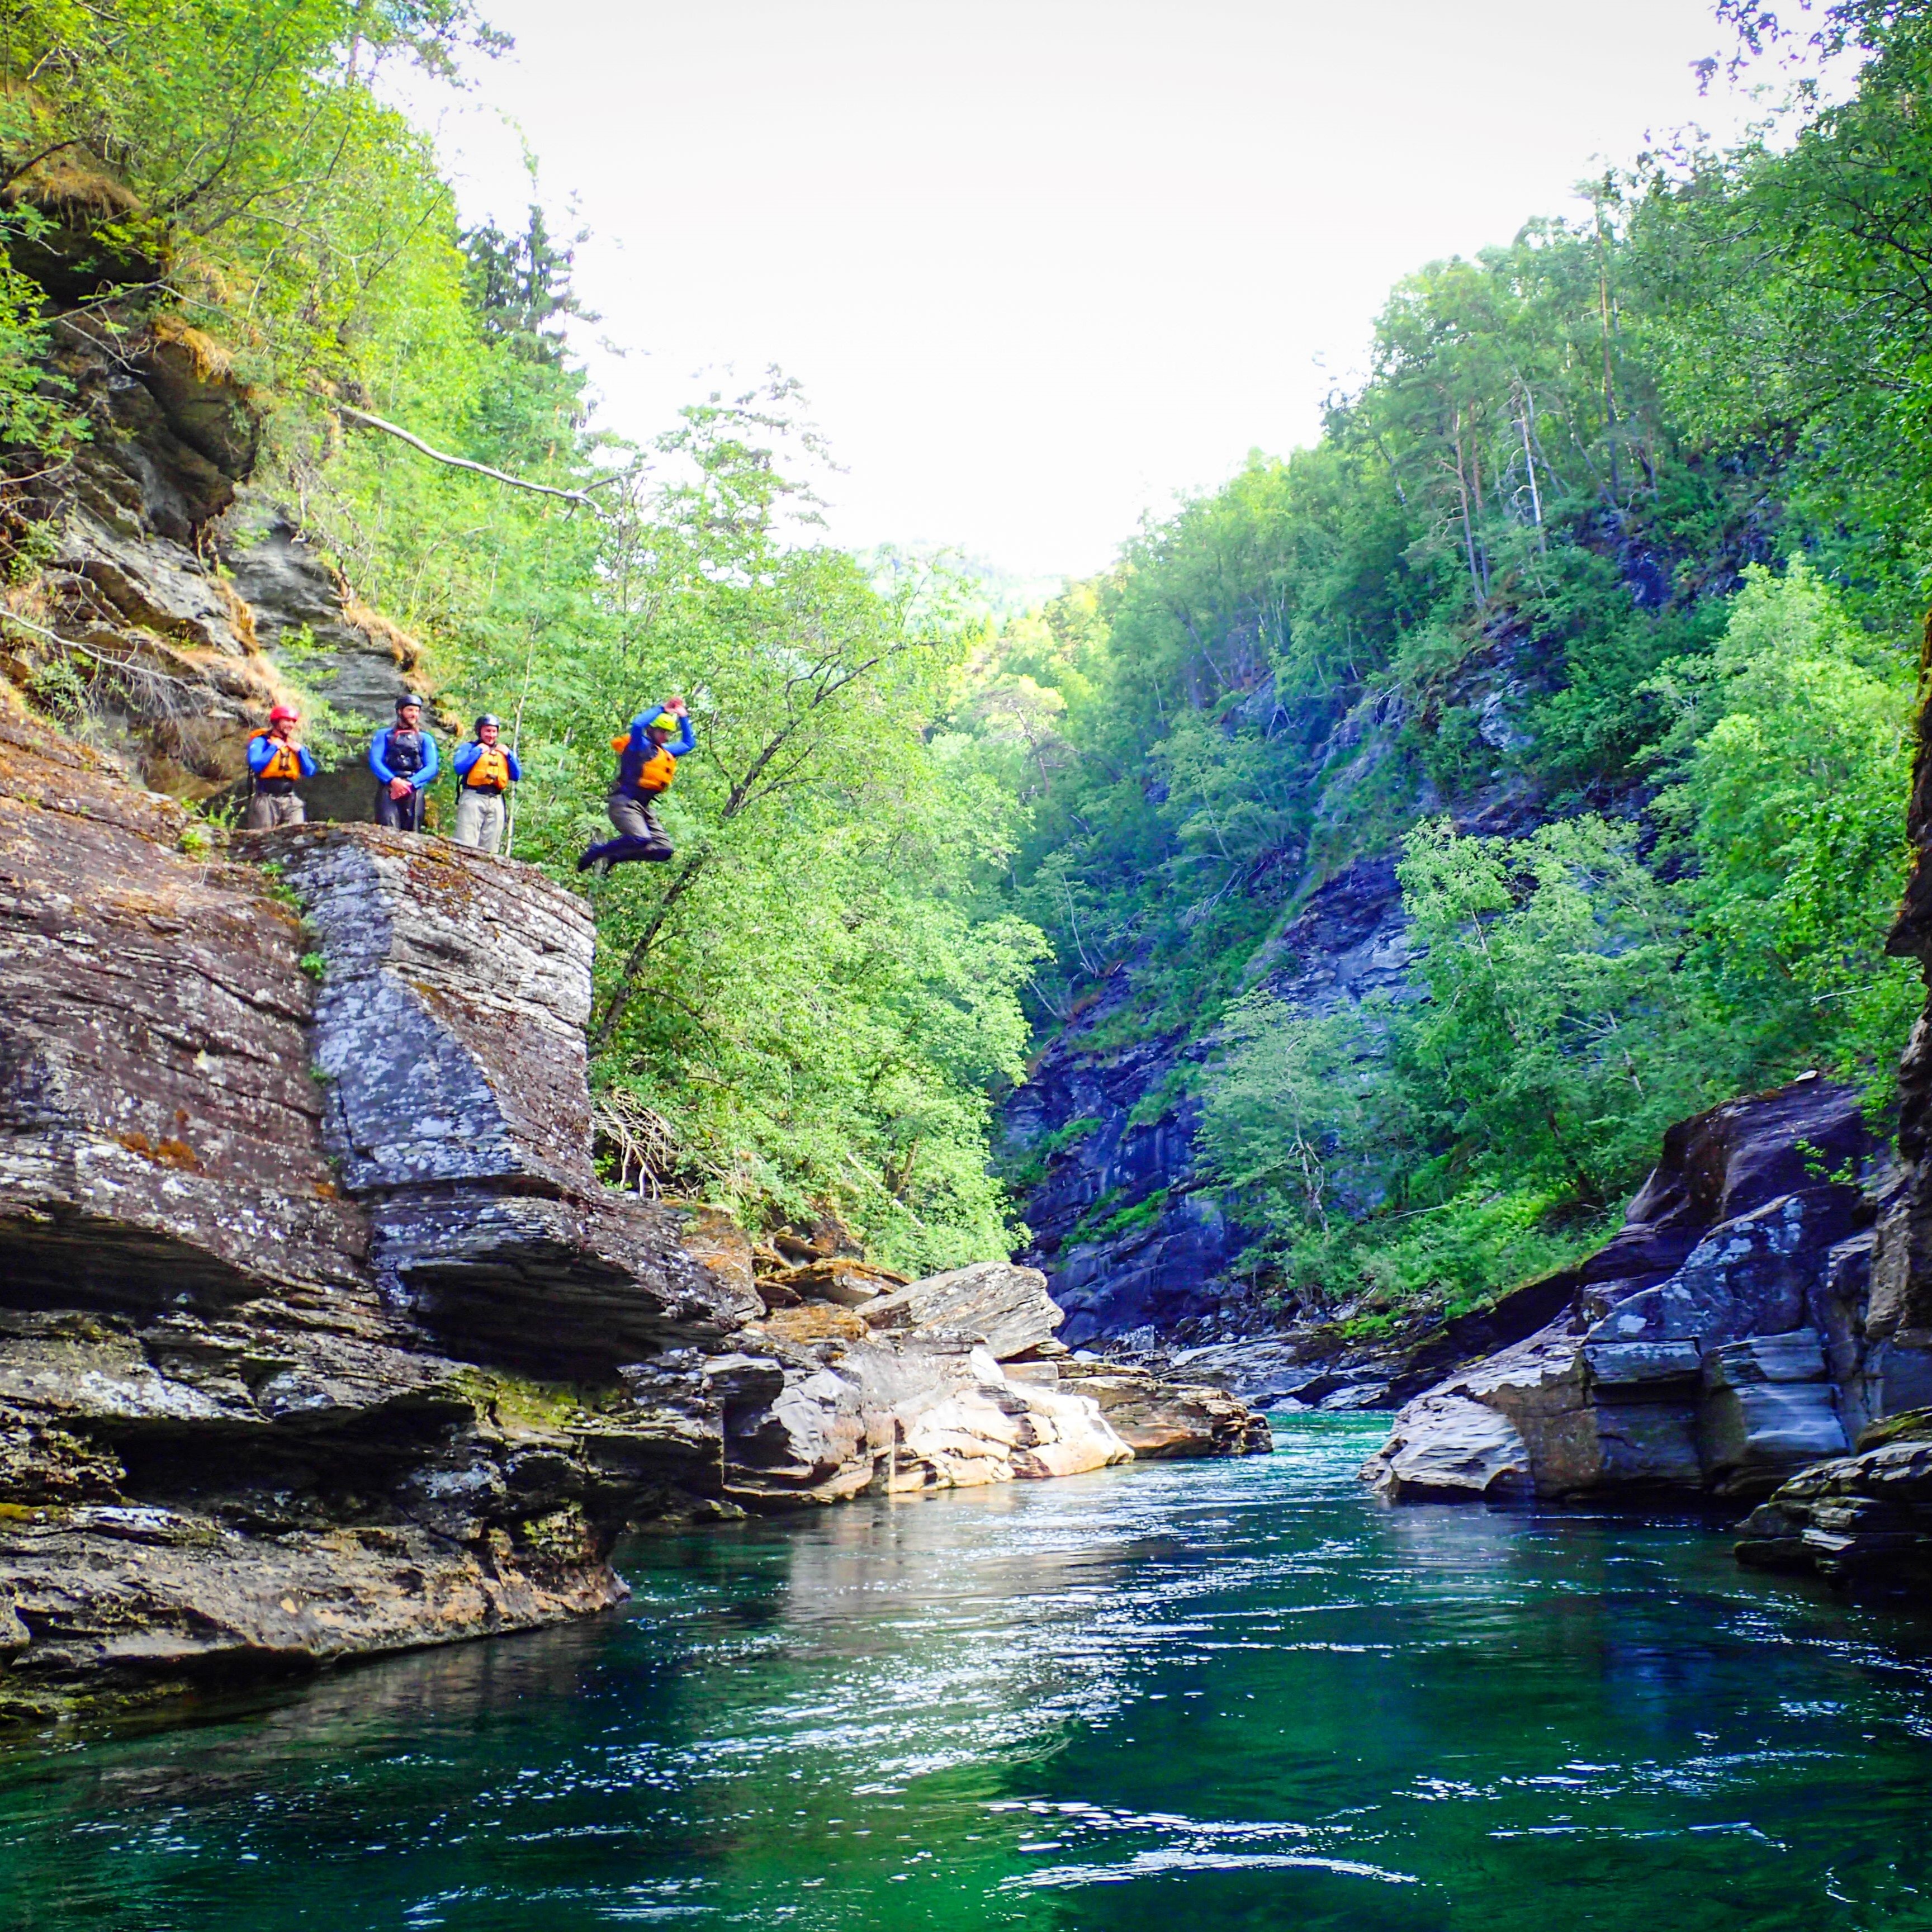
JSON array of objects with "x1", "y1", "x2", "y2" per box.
[
  {"x1": 1698, "y1": 1334, "x2": 1849, "y2": 1488},
  {"x1": 252, "y1": 823, "x2": 762, "y2": 1373},
  {"x1": 0, "y1": 711, "x2": 373, "y2": 1323},
  {"x1": 1363, "y1": 1080, "x2": 1881, "y2": 1504},
  {"x1": 2, "y1": 312, "x2": 418, "y2": 810},
  {"x1": 859, "y1": 1261, "x2": 1063, "y2": 1361},
  {"x1": 1056, "y1": 1359, "x2": 1275, "y2": 1457},
  {"x1": 219, "y1": 504, "x2": 415, "y2": 713},
  {"x1": 1584, "y1": 1191, "x2": 1857, "y2": 1349},
  {"x1": 1168, "y1": 1339, "x2": 1320, "y2": 1406},
  {"x1": 271, "y1": 826, "x2": 599, "y2": 1195},
  {"x1": 1007, "y1": 854, "x2": 1422, "y2": 1346},
  {"x1": 1735, "y1": 1421, "x2": 1932, "y2": 1589},
  {"x1": 1370, "y1": 1395, "x2": 1530, "y2": 1502}
]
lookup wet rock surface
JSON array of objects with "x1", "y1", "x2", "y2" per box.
[{"x1": 1734, "y1": 1412, "x2": 1932, "y2": 1588}]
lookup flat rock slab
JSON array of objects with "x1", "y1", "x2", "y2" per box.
[
  {"x1": 1363, "y1": 1394, "x2": 1530, "y2": 1502},
  {"x1": 255, "y1": 825, "x2": 599, "y2": 1197},
  {"x1": 861, "y1": 1261, "x2": 1062, "y2": 1360},
  {"x1": 1059, "y1": 1362, "x2": 1273, "y2": 1458}
]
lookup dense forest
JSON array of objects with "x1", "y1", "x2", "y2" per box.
[
  {"x1": 3, "y1": 0, "x2": 1931, "y2": 1317},
  {"x1": 970, "y1": 0, "x2": 1932, "y2": 1317}
]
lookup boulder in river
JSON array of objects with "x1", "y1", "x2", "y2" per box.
[
  {"x1": 1058, "y1": 1360, "x2": 1275, "y2": 1458},
  {"x1": 859, "y1": 1259, "x2": 1064, "y2": 1360},
  {"x1": 1734, "y1": 1410, "x2": 1932, "y2": 1587}
]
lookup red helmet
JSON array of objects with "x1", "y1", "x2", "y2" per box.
[{"x1": 268, "y1": 704, "x2": 299, "y2": 723}]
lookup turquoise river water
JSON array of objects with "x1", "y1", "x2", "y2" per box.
[{"x1": 6, "y1": 1415, "x2": 1932, "y2": 1930}]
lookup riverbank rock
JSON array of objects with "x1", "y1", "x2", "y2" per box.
[
  {"x1": 859, "y1": 1260, "x2": 1063, "y2": 1359},
  {"x1": 250, "y1": 822, "x2": 761, "y2": 1374},
  {"x1": 1729, "y1": 696, "x2": 1932, "y2": 1587},
  {"x1": 1363, "y1": 1077, "x2": 1892, "y2": 1504},
  {"x1": 1733, "y1": 1413, "x2": 1932, "y2": 1588},
  {"x1": 0, "y1": 712, "x2": 1271, "y2": 1723},
  {"x1": 1059, "y1": 1360, "x2": 1274, "y2": 1457}
]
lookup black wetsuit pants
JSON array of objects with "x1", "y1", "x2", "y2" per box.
[{"x1": 578, "y1": 789, "x2": 673, "y2": 869}]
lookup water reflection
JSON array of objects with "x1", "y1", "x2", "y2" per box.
[{"x1": 3, "y1": 1419, "x2": 1932, "y2": 1930}]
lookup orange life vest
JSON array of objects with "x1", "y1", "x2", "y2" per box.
[
  {"x1": 614, "y1": 733, "x2": 678, "y2": 795},
  {"x1": 464, "y1": 745, "x2": 512, "y2": 791},
  {"x1": 251, "y1": 731, "x2": 304, "y2": 784}
]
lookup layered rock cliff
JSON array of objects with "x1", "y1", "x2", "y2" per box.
[
  {"x1": 0, "y1": 708, "x2": 1266, "y2": 1725},
  {"x1": 1, "y1": 296, "x2": 415, "y2": 810},
  {"x1": 1006, "y1": 851, "x2": 1418, "y2": 1346},
  {"x1": 1361, "y1": 1077, "x2": 1916, "y2": 1505},
  {"x1": 1725, "y1": 667, "x2": 1932, "y2": 1588}
]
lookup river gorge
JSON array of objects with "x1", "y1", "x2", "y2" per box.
[
  {"x1": 16, "y1": 18, "x2": 1932, "y2": 1927},
  {"x1": 7, "y1": 1417, "x2": 1932, "y2": 1930}
]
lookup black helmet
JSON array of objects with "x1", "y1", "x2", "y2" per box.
[
  {"x1": 396, "y1": 692, "x2": 424, "y2": 713},
  {"x1": 475, "y1": 713, "x2": 501, "y2": 731}
]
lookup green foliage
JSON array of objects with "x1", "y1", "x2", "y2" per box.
[
  {"x1": 960, "y1": 22, "x2": 1932, "y2": 1320},
  {"x1": 1655, "y1": 564, "x2": 1920, "y2": 1098},
  {"x1": 1394, "y1": 815, "x2": 1707, "y2": 1209},
  {"x1": 1038, "y1": 1114, "x2": 1102, "y2": 1158},
  {"x1": 12, "y1": 0, "x2": 1932, "y2": 1305},
  {"x1": 1196, "y1": 566, "x2": 1917, "y2": 1313},
  {"x1": 1064, "y1": 1183, "x2": 1173, "y2": 1248},
  {"x1": 1088, "y1": 1188, "x2": 1167, "y2": 1243},
  {"x1": 253, "y1": 861, "x2": 302, "y2": 913}
]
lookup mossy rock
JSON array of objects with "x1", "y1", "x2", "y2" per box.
[{"x1": 1855, "y1": 1408, "x2": 1932, "y2": 1453}]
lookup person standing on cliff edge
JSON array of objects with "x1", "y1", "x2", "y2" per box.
[
  {"x1": 369, "y1": 692, "x2": 439, "y2": 833},
  {"x1": 576, "y1": 698, "x2": 693, "y2": 875},
  {"x1": 452, "y1": 713, "x2": 521, "y2": 855},
  {"x1": 244, "y1": 704, "x2": 316, "y2": 828}
]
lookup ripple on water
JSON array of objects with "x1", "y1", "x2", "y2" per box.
[{"x1": 4, "y1": 1417, "x2": 1932, "y2": 1930}]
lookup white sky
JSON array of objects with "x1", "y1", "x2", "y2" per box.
[{"x1": 413, "y1": 0, "x2": 1771, "y2": 582}]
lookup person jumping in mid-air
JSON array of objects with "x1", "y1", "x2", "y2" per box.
[{"x1": 576, "y1": 698, "x2": 692, "y2": 875}]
